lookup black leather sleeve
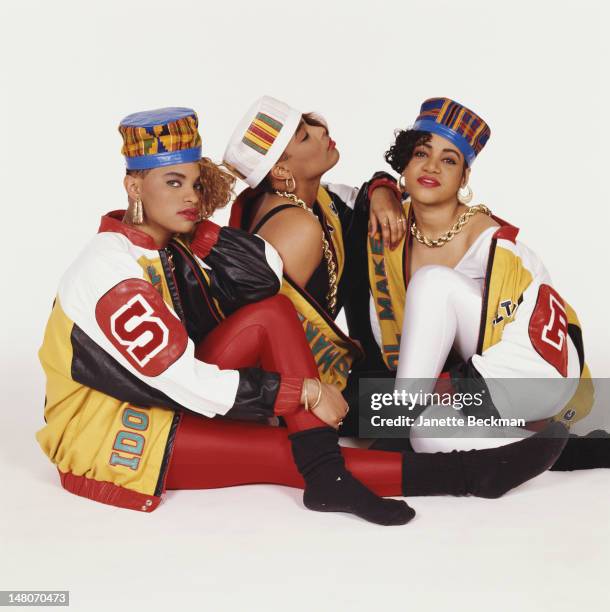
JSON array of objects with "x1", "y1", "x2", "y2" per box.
[
  {"x1": 343, "y1": 187, "x2": 388, "y2": 372},
  {"x1": 327, "y1": 189, "x2": 355, "y2": 236},
  {"x1": 354, "y1": 171, "x2": 397, "y2": 213},
  {"x1": 203, "y1": 226, "x2": 281, "y2": 316},
  {"x1": 223, "y1": 367, "x2": 280, "y2": 421},
  {"x1": 72, "y1": 325, "x2": 281, "y2": 423}
]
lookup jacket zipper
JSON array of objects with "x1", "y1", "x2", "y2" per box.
[
  {"x1": 169, "y1": 240, "x2": 222, "y2": 323},
  {"x1": 475, "y1": 238, "x2": 497, "y2": 355},
  {"x1": 159, "y1": 247, "x2": 186, "y2": 324},
  {"x1": 155, "y1": 247, "x2": 187, "y2": 497}
]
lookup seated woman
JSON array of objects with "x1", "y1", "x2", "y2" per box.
[
  {"x1": 224, "y1": 96, "x2": 408, "y2": 432},
  {"x1": 347, "y1": 97, "x2": 605, "y2": 464}
]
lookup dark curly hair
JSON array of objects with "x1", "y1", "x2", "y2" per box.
[{"x1": 385, "y1": 129, "x2": 468, "y2": 175}]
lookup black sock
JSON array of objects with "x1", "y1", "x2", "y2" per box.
[
  {"x1": 369, "y1": 438, "x2": 415, "y2": 452},
  {"x1": 368, "y1": 403, "x2": 426, "y2": 453},
  {"x1": 289, "y1": 427, "x2": 415, "y2": 526},
  {"x1": 402, "y1": 421, "x2": 569, "y2": 499},
  {"x1": 550, "y1": 430, "x2": 610, "y2": 470}
]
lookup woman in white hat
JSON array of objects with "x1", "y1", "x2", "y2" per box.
[{"x1": 225, "y1": 96, "x2": 408, "y2": 435}]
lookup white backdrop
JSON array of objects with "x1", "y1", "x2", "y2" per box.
[
  {"x1": 2, "y1": 2, "x2": 609, "y2": 611},
  {"x1": 2, "y1": 0, "x2": 609, "y2": 379}
]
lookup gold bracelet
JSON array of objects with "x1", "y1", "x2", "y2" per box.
[
  {"x1": 303, "y1": 382, "x2": 310, "y2": 412},
  {"x1": 310, "y1": 379, "x2": 323, "y2": 411}
]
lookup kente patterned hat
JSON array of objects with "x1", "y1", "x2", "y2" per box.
[
  {"x1": 119, "y1": 107, "x2": 202, "y2": 170},
  {"x1": 413, "y1": 97, "x2": 490, "y2": 165},
  {"x1": 223, "y1": 96, "x2": 302, "y2": 187}
]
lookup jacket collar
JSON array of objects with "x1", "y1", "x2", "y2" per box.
[
  {"x1": 98, "y1": 210, "x2": 159, "y2": 250},
  {"x1": 491, "y1": 215, "x2": 520, "y2": 243}
]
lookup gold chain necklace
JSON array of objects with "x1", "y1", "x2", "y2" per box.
[
  {"x1": 274, "y1": 190, "x2": 338, "y2": 315},
  {"x1": 410, "y1": 203, "x2": 492, "y2": 248}
]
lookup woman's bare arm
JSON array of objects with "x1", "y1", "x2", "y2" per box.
[{"x1": 255, "y1": 207, "x2": 324, "y2": 288}]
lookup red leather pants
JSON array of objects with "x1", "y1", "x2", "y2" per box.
[{"x1": 165, "y1": 296, "x2": 402, "y2": 497}]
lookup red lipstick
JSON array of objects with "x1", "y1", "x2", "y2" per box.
[
  {"x1": 328, "y1": 138, "x2": 336, "y2": 150},
  {"x1": 178, "y1": 208, "x2": 199, "y2": 221},
  {"x1": 417, "y1": 176, "x2": 440, "y2": 188}
]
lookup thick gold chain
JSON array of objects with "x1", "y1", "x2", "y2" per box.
[
  {"x1": 274, "y1": 191, "x2": 338, "y2": 314},
  {"x1": 410, "y1": 204, "x2": 492, "y2": 248}
]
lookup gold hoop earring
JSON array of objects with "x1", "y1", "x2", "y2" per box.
[
  {"x1": 132, "y1": 197, "x2": 144, "y2": 224},
  {"x1": 285, "y1": 176, "x2": 296, "y2": 193},
  {"x1": 397, "y1": 175, "x2": 408, "y2": 192},
  {"x1": 457, "y1": 184, "x2": 473, "y2": 205}
]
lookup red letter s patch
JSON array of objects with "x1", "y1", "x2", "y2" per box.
[{"x1": 96, "y1": 279, "x2": 188, "y2": 376}]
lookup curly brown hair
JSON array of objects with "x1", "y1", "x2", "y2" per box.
[
  {"x1": 198, "y1": 157, "x2": 235, "y2": 218},
  {"x1": 126, "y1": 157, "x2": 235, "y2": 218}
]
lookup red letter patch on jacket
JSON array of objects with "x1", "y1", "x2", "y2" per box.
[
  {"x1": 96, "y1": 279, "x2": 188, "y2": 376},
  {"x1": 528, "y1": 284, "x2": 568, "y2": 377}
]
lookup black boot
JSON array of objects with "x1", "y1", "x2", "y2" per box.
[
  {"x1": 402, "y1": 421, "x2": 569, "y2": 499},
  {"x1": 550, "y1": 430, "x2": 610, "y2": 470},
  {"x1": 289, "y1": 427, "x2": 416, "y2": 526}
]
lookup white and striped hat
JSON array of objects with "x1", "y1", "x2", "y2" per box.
[{"x1": 223, "y1": 95, "x2": 302, "y2": 188}]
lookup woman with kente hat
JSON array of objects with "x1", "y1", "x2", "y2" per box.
[
  {"x1": 225, "y1": 96, "x2": 410, "y2": 434},
  {"x1": 348, "y1": 97, "x2": 601, "y2": 463},
  {"x1": 34, "y1": 106, "x2": 429, "y2": 524}
]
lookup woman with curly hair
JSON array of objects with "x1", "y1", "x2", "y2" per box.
[
  {"x1": 36, "y1": 107, "x2": 417, "y2": 525},
  {"x1": 348, "y1": 98, "x2": 604, "y2": 467}
]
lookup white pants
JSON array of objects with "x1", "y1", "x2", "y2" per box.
[
  {"x1": 396, "y1": 265, "x2": 482, "y2": 382},
  {"x1": 394, "y1": 265, "x2": 579, "y2": 452}
]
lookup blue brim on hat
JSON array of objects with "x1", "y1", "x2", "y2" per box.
[
  {"x1": 412, "y1": 119, "x2": 476, "y2": 166},
  {"x1": 125, "y1": 146, "x2": 202, "y2": 170}
]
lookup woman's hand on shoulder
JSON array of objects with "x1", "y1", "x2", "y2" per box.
[
  {"x1": 257, "y1": 207, "x2": 323, "y2": 287},
  {"x1": 369, "y1": 187, "x2": 406, "y2": 250}
]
